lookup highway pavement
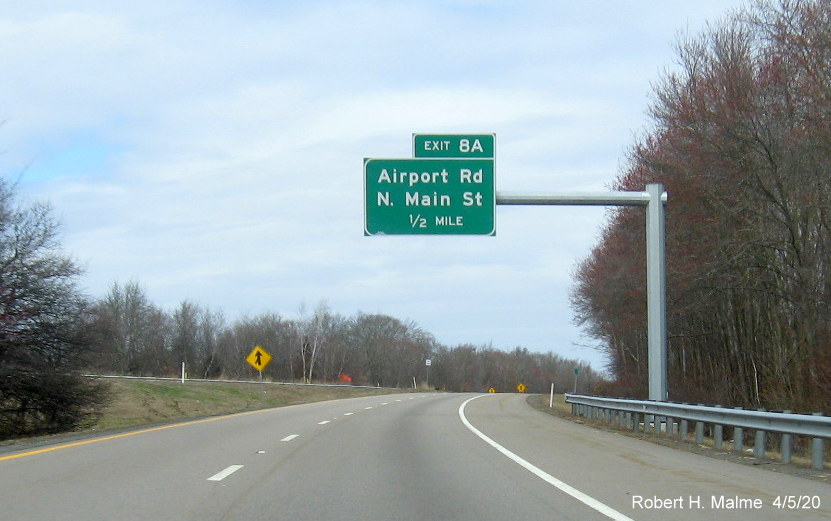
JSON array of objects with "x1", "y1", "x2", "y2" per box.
[{"x1": 1, "y1": 392, "x2": 828, "y2": 520}]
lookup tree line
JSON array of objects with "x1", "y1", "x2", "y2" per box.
[
  {"x1": 84, "y1": 281, "x2": 598, "y2": 395},
  {"x1": 0, "y1": 177, "x2": 599, "y2": 439},
  {"x1": 571, "y1": 0, "x2": 830, "y2": 412}
]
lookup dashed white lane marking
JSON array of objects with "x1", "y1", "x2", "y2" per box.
[
  {"x1": 318, "y1": 420, "x2": 331, "y2": 425},
  {"x1": 364, "y1": 406, "x2": 373, "y2": 410},
  {"x1": 207, "y1": 464, "x2": 244, "y2": 481},
  {"x1": 458, "y1": 395, "x2": 634, "y2": 521},
  {"x1": 281, "y1": 434, "x2": 299, "y2": 442},
  {"x1": 343, "y1": 412, "x2": 354, "y2": 416}
]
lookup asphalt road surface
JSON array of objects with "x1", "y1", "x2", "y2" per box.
[{"x1": 1, "y1": 392, "x2": 828, "y2": 520}]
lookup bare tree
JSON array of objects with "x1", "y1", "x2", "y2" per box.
[
  {"x1": 0, "y1": 180, "x2": 106, "y2": 438},
  {"x1": 88, "y1": 281, "x2": 168, "y2": 375},
  {"x1": 196, "y1": 307, "x2": 225, "y2": 379},
  {"x1": 171, "y1": 300, "x2": 199, "y2": 375},
  {"x1": 297, "y1": 301, "x2": 336, "y2": 383}
]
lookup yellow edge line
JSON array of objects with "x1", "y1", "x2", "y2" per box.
[{"x1": 0, "y1": 406, "x2": 290, "y2": 462}]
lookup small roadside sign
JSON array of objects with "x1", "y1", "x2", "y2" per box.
[
  {"x1": 488, "y1": 387, "x2": 497, "y2": 393},
  {"x1": 246, "y1": 346, "x2": 272, "y2": 372},
  {"x1": 516, "y1": 383, "x2": 527, "y2": 393}
]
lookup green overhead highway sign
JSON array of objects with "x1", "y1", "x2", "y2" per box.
[
  {"x1": 363, "y1": 158, "x2": 495, "y2": 235},
  {"x1": 413, "y1": 134, "x2": 494, "y2": 158}
]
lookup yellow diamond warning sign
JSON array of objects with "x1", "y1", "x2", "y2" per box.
[{"x1": 246, "y1": 345, "x2": 272, "y2": 372}]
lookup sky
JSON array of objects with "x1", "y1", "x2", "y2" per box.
[{"x1": 0, "y1": 1, "x2": 748, "y2": 373}]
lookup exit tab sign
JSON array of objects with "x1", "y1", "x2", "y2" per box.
[{"x1": 413, "y1": 134, "x2": 494, "y2": 158}]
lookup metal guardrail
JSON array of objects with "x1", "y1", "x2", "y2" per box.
[{"x1": 565, "y1": 393, "x2": 830, "y2": 470}]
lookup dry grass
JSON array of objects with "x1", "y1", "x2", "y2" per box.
[
  {"x1": 91, "y1": 379, "x2": 404, "y2": 432},
  {"x1": 526, "y1": 392, "x2": 572, "y2": 416}
]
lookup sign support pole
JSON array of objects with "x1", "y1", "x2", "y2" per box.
[
  {"x1": 496, "y1": 184, "x2": 668, "y2": 401},
  {"x1": 646, "y1": 184, "x2": 668, "y2": 401}
]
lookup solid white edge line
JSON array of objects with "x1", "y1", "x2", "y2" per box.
[
  {"x1": 207, "y1": 464, "x2": 244, "y2": 481},
  {"x1": 458, "y1": 395, "x2": 635, "y2": 521}
]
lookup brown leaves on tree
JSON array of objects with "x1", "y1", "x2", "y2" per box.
[{"x1": 572, "y1": 0, "x2": 831, "y2": 411}]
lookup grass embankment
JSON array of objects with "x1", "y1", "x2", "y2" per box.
[
  {"x1": 92, "y1": 379, "x2": 403, "y2": 432},
  {"x1": 526, "y1": 392, "x2": 571, "y2": 417}
]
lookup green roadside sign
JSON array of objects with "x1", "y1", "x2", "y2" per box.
[
  {"x1": 413, "y1": 134, "x2": 495, "y2": 158},
  {"x1": 364, "y1": 158, "x2": 495, "y2": 235}
]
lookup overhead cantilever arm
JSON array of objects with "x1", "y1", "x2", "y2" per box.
[
  {"x1": 496, "y1": 190, "x2": 666, "y2": 206},
  {"x1": 495, "y1": 184, "x2": 668, "y2": 401}
]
